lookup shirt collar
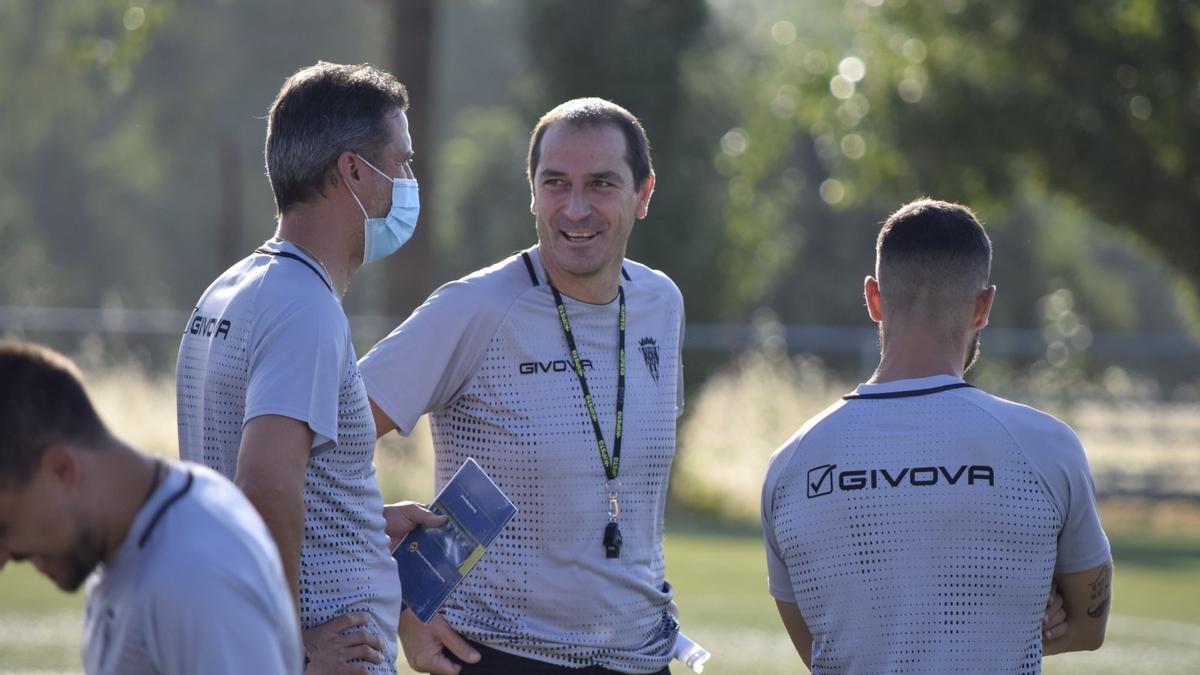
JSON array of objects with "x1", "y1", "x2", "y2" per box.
[
  {"x1": 107, "y1": 463, "x2": 190, "y2": 569},
  {"x1": 849, "y1": 374, "x2": 967, "y2": 398}
]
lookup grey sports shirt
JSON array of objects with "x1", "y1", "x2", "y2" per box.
[
  {"x1": 359, "y1": 246, "x2": 684, "y2": 673},
  {"x1": 83, "y1": 463, "x2": 302, "y2": 675},
  {"x1": 762, "y1": 375, "x2": 1110, "y2": 674},
  {"x1": 176, "y1": 238, "x2": 402, "y2": 672}
]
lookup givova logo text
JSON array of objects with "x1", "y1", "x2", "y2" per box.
[
  {"x1": 518, "y1": 359, "x2": 592, "y2": 375},
  {"x1": 806, "y1": 463, "x2": 994, "y2": 498}
]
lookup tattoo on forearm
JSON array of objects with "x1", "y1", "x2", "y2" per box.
[{"x1": 1086, "y1": 564, "x2": 1111, "y2": 619}]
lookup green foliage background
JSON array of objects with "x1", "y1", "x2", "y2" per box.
[{"x1": 2, "y1": 0, "x2": 1198, "y2": 383}]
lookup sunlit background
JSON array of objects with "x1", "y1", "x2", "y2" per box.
[{"x1": 1, "y1": 1, "x2": 1198, "y2": 673}]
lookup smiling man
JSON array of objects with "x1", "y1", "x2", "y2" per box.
[{"x1": 359, "y1": 98, "x2": 685, "y2": 674}]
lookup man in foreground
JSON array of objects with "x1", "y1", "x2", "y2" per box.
[
  {"x1": 761, "y1": 199, "x2": 1111, "y2": 673},
  {"x1": 0, "y1": 340, "x2": 302, "y2": 674},
  {"x1": 177, "y1": 62, "x2": 438, "y2": 673},
  {"x1": 360, "y1": 98, "x2": 683, "y2": 674}
]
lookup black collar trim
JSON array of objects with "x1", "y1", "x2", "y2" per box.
[
  {"x1": 255, "y1": 248, "x2": 333, "y2": 293},
  {"x1": 520, "y1": 250, "x2": 540, "y2": 286},
  {"x1": 843, "y1": 382, "x2": 974, "y2": 400},
  {"x1": 138, "y1": 472, "x2": 195, "y2": 548}
]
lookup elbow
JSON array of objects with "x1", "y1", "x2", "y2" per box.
[
  {"x1": 1067, "y1": 627, "x2": 1106, "y2": 653},
  {"x1": 235, "y1": 473, "x2": 288, "y2": 501},
  {"x1": 1046, "y1": 626, "x2": 1107, "y2": 655},
  {"x1": 235, "y1": 472, "x2": 305, "y2": 516},
  {"x1": 1082, "y1": 630, "x2": 1106, "y2": 652}
]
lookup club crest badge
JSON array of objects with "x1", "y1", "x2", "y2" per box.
[{"x1": 638, "y1": 337, "x2": 660, "y2": 383}]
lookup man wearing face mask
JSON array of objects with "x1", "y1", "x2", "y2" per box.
[{"x1": 176, "y1": 62, "x2": 437, "y2": 675}]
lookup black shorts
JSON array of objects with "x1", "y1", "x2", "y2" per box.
[{"x1": 447, "y1": 640, "x2": 672, "y2": 675}]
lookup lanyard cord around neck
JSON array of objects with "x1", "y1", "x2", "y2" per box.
[{"x1": 547, "y1": 282, "x2": 626, "y2": 481}]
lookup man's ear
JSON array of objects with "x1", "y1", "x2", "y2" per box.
[
  {"x1": 635, "y1": 172, "x2": 656, "y2": 219},
  {"x1": 336, "y1": 152, "x2": 368, "y2": 190},
  {"x1": 973, "y1": 285, "x2": 996, "y2": 331},
  {"x1": 41, "y1": 444, "x2": 81, "y2": 489},
  {"x1": 865, "y1": 276, "x2": 884, "y2": 323}
]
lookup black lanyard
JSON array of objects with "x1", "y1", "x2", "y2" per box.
[{"x1": 548, "y1": 283, "x2": 626, "y2": 481}]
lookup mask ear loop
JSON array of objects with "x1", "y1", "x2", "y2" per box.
[
  {"x1": 354, "y1": 153, "x2": 396, "y2": 183},
  {"x1": 348, "y1": 153, "x2": 392, "y2": 218},
  {"x1": 348, "y1": 184, "x2": 370, "y2": 219}
]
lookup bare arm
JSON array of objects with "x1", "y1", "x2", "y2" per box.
[
  {"x1": 237, "y1": 416, "x2": 388, "y2": 673},
  {"x1": 1043, "y1": 558, "x2": 1112, "y2": 655},
  {"x1": 370, "y1": 398, "x2": 397, "y2": 440},
  {"x1": 234, "y1": 414, "x2": 312, "y2": 610},
  {"x1": 775, "y1": 600, "x2": 813, "y2": 670}
]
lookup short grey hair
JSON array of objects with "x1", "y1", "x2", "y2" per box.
[{"x1": 265, "y1": 62, "x2": 409, "y2": 213}]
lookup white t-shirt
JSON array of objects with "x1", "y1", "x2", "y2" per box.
[
  {"x1": 83, "y1": 462, "x2": 302, "y2": 675},
  {"x1": 176, "y1": 239, "x2": 402, "y2": 672},
  {"x1": 359, "y1": 246, "x2": 684, "y2": 673},
  {"x1": 761, "y1": 375, "x2": 1110, "y2": 674}
]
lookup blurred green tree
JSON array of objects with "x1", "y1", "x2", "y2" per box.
[
  {"x1": 0, "y1": 0, "x2": 392, "y2": 315},
  {"x1": 857, "y1": 0, "x2": 1200, "y2": 292},
  {"x1": 0, "y1": 0, "x2": 168, "y2": 306},
  {"x1": 701, "y1": 0, "x2": 1200, "y2": 340},
  {"x1": 768, "y1": 0, "x2": 1197, "y2": 319}
]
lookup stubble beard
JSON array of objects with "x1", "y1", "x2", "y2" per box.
[
  {"x1": 54, "y1": 526, "x2": 105, "y2": 592},
  {"x1": 541, "y1": 219, "x2": 609, "y2": 281},
  {"x1": 964, "y1": 331, "x2": 982, "y2": 373}
]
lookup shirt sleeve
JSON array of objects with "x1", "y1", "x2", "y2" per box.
[
  {"x1": 762, "y1": 446, "x2": 796, "y2": 603},
  {"x1": 359, "y1": 279, "x2": 507, "y2": 436},
  {"x1": 1051, "y1": 431, "x2": 1111, "y2": 573},
  {"x1": 1015, "y1": 415, "x2": 1111, "y2": 573},
  {"x1": 244, "y1": 290, "x2": 347, "y2": 454}
]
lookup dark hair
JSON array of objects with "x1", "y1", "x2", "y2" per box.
[
  {"x1": 876, "y1": 198, "x2": 992, "y2": 317},
  {"x1": 527, "y1": 97, "x2": 653, "y2": 189},
  {"x1": 0, "y1": 341, "x2": 108, "y2": 490},
  {"x1": 266, "y1": 62, "x2": 410, "y2": 213}
]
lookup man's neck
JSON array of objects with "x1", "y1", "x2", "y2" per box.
[
  {"x1": 868, "y1": 330, "x2": 967, "y2": 384},
  {"x1": 538, "y1": 251, "x2": 622, "y2": 304},
  {"x1": 277, "y1": 208, "x2": 354, "y2": 298},
  {"x1": 97, "y1": 443, "x2": 162, "y2": 563}
]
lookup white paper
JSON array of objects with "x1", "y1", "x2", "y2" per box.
[{"x1": 673, "y1": 631, "x2": 711, "y2": 673}]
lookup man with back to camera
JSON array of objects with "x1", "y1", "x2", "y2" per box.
[
  {"x1": 358, "y1": 98, "x2": 684, "y2": 674},
  {"x1": 176, "y1": 62, "x2": 442, "y2": 674},
  {"x1": 0, "y1": 340, "x2": 302, "y2": 674},
  {"x1": 761, "y1": 199, "x2": 1112, "y2": 673}
]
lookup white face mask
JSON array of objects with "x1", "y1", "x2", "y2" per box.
[{"x1": 348, "y1": 154, "x2": 419, "y2": 264}]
